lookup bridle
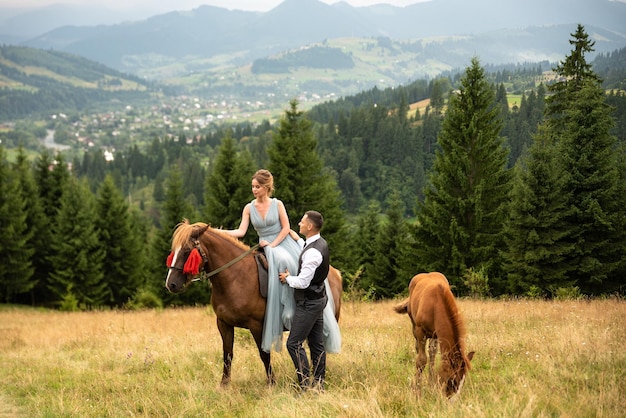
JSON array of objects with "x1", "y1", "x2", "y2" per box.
[{"x1": 169, "y1": 237, "x2": 260, "y2": 283}]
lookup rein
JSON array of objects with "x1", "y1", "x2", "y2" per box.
[{"x1": 191, "y1": 242, "x2": 260, "y2": 282}]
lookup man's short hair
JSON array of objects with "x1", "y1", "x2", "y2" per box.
[{"x1": 305, "y1": 210, "x2": 324, "y2": 231}]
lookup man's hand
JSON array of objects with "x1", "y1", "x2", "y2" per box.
[{"x1": 279, "y1": 269, "x2": 290, "y2": 284}]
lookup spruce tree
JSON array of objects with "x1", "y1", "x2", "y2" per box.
[
  {"x1": 203, "y1": 132, "x2": 255, "y2": 233},
  {"x1": 267, "y1": 99, "x2": 347, "y2": 268},
  {"x1": 545, "y1": 24, "x2": 599, "y2": 130},
  {"x1": 33, "y1": 151, "x2": 70, "y2": 305},
  {"x1": 542, "y1": 25, "x2": 624, "y2": 294},
  {"x1": 559, "y1": 79, "x2": 623, "y2": 294},
  {"x1": 96, "y1": 174, "x2": 142, "y2": 306},
  {"x1": 11, "y1": 148, "x2": 45, "y2": 305},
  {"x1": 368, "y1": 191, "x2": 410, "y2": 299},
  {"x1": 414, "y1": 57, "x2": 511, "y2": 293},
  {"x1": 47, "y1": 177, "x2": 107, "y2": 308},
  {"x1": 502, "y1": 133, "x2": 575, "y2": 296},
  {"x1": 0, "y1": 147, "x2": 34, "y2": 303},
  {"x1": 151, "y1": 166, "x2": 209, "y2": 305},
  {"x1": 353, "y1": 200, "x2": 382, "y2": 293}
]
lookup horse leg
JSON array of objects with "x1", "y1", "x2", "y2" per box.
[
  {"x1": 250, "y1": 325, "x2": 275, "y2": 385},
  {"x1": 428, "y1": 337, "x2": 438, "y2": 383},
  {"x1": 217, "y1": 318, "x2": 234, "y2": 386}
]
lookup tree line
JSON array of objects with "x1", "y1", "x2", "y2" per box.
[{"x1": 1, "y1": 25, "x2": 625, "y2": 309}]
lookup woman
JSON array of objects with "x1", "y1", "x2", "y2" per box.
[{"x1": 224, "y1": 169, "x2": 340, "y2": 354}]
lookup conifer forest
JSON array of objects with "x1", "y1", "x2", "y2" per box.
[{"x1": 1, "y1": 25, "x2": 626, "y2": 309}]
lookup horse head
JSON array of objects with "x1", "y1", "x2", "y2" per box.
[
  {"x1": 440, "y1": 350, "x2": 475, "y2": 398},
  {"x1": 165, "y1": 220, "x2": 209, "y2": 294}
]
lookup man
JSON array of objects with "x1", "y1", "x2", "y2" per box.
[{"x1": 279, "y1": 210, "x2": 329, "y2": 392}]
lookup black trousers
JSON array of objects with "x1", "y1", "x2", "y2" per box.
[{"x1": 286, "y1": 296, "x2": 327, "y2": 389}]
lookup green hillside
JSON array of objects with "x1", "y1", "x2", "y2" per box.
[
  {"x1": 160, "y1": 37, "x2": 452, "y2": 97},
  {"x1": 0, "y1": 46, "x2": 157, "y2": 121}
]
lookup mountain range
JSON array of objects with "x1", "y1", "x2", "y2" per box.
[
  {"x1": 1, "y1": 0, "x2": 624, "y2": 81},
  {"x1": 1, "y1": 0, "x2": 625, "y2": 120}
]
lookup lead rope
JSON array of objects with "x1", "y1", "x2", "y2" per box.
[{"x1": 192, "y1": 243, "x2": 260, "y2": 282}]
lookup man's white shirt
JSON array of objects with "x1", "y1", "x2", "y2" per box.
[{"x1": 285, "y1": 233, "x2": 322, "y2": 289}]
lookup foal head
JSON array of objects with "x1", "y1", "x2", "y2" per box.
[{"x1": 440, "y1": 349, "x2": 475, "y2": 398}]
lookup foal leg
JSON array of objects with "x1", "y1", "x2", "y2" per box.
[
  {"x1": 217, "y1": 318, "x2": 234, "y2": 386},
  {"x1": 250, "y1": 324, "x2": 274, "y2": 385},
  {"x1": 413, "y1": 330, "x2": 428, "y2": 394},
  {"x1": 427, "y1": 338, "x2": 438, "y2": 383}
]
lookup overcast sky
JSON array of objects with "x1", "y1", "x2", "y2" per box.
[{"x1": 5, "y1": 0, "x2": 429, "y2": 12}]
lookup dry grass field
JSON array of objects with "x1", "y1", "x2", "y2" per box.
[{"x1": 1, "y1": 298, "x2": 625, "y2": 417}]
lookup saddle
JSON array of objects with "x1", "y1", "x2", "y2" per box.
[{"x1": 255, "y1": 252, "x2": 269, "y2": 298}]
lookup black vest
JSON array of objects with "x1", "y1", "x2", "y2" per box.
[{"x1": 294, "y1": 237, "x2": 329, "y2": 301}]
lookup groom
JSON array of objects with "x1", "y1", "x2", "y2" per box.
[{"x1": 279, "y1": 210, "x2": 329, "y2": 392}]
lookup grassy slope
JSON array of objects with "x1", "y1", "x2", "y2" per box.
[{"x1": 1, "y1": 298, "x2": 624, "y2": 417}]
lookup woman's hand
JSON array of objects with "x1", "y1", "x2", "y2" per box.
[
  {"x1": 260, "y1": 239, "x2": 270, "y2": 247},
  {"x1": 289, "y1": 229, "x2": 300, "y2": 241}
]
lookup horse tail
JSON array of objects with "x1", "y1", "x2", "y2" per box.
[{"x1": 394, "y1": 298, "x2": 409, "y2": 314}]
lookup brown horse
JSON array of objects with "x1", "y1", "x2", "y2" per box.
[
  {"x1": 394, "y1": 272, "x2": 474, "y2": 398},
  {"x1": 164, "y1": 220, "x2": 342, "y2": 385}
]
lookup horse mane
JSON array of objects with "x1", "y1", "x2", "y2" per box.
[
  {"x1": 171, "y1": 220, "x2": 208, "y2": 250},
  {"x1": 439, "y1": 283, "x2": 467, "y2": 352},
  {"x1": 211, "y1": 228, "x2": 251, "y2": 251},
  {"x1": 170, "y1": 219, "x2": 252, "y2": 252}
]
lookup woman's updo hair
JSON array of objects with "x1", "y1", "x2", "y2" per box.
[{"x1": 253, "y1": 169, "x2": 274, "y2": 197}]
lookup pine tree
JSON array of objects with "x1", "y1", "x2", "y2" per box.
[
  {"x1": 47, "y1": 177, "x2": 107, "y2": 308},
  {"x1": 0, "y1": 147, "x2": 34, "y2": 303},
  {"x1": 267, "y1": 99, "x2": 347, "y2": 268},
  {"x1": 96, "y1": 174, "x2": 142, "y2": 306},
  {"x1": 203, "y1": 132, "x2": 255, "y2": 232},
  {"x1": 414, "y1": 57, "x2": 511, "y2": 293}
]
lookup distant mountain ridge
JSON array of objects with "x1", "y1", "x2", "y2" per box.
[{"x1": 3, "y1": 0, "x2": 624, "y2": 78}]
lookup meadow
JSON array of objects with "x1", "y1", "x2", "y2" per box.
[{"x1": 1, "y1": 297, "x2": 624, "y2": 417}]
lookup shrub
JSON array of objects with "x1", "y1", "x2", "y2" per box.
[
  {"x1": 552, "y1": 286, "x2": 583, "y2": 301},
  {"x1": 126, "y1": 288, "x2": 163, "y2": 310},
  {"x1": 462, "y1": 267, "x2": 490, "y2": 298}
]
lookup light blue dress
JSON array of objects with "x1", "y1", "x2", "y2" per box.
[{"x1": 250, "y1": 198, "x2": 341, "y2": 353}]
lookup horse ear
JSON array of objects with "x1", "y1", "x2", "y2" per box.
[
  {"x1": 183, "y1": 248, "x2": 202, "y2": 275},
  {"x1": 467, "y1": 351, "x2": 475, "y2": 362},
  {"x1": 166, "y1": 252, "x2": 174, "y2": 267},
  {"x1": 192, "y1": 224, "x2": 209, "y2": 240}
]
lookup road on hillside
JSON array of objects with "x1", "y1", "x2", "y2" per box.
[{"x1": 43, "y1": 129, "x2": 70, "y2": 151}]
